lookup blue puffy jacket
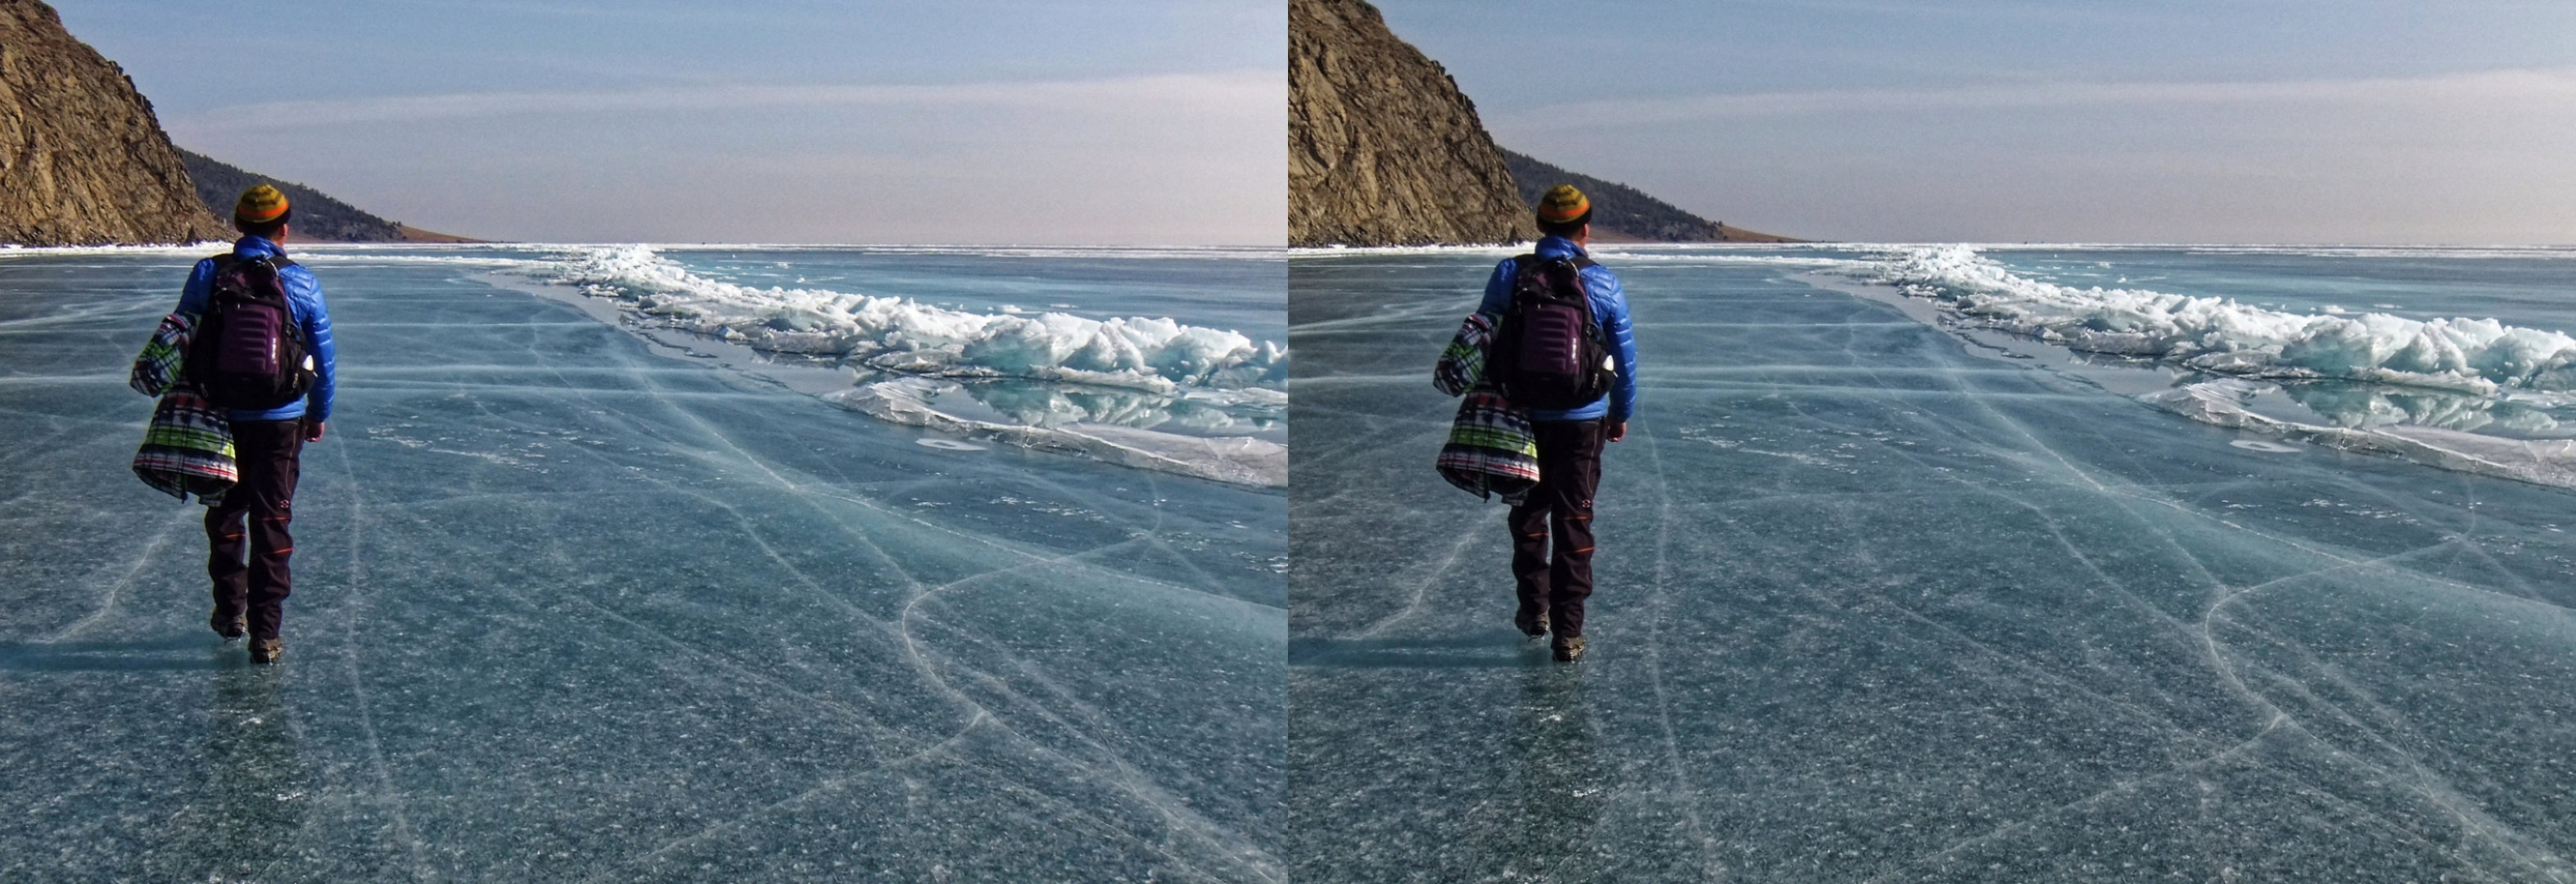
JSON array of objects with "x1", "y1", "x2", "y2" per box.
[
  {"x1": 177, "y1": 236, "x2": 337, "y2": 423},
  {"x1": 1476, "y1": 235, "x2": 1638, "y2": 422}
]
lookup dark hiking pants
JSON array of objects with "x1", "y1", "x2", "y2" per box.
[
  {"x1": 1509, "y1": 418, "x2": 1605, "y2": 638},
  {"x1": 207, "y1": 419, "x2": 305, "y2": 641}
]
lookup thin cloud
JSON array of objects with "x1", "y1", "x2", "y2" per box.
[
  {"x1": 169, "y1": 70, "x2": 1281, "y2": 131},
  {"x1": 1494, "y1": 67, "x2": 2576, "y2": 130}
]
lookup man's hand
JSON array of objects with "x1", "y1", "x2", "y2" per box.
[
  {"x1": 1607, "y1": 421, "x2": 1627, "y2": 443},
  {"x1": 305, "y1": 419, "x2": 325, "y2": 442}
]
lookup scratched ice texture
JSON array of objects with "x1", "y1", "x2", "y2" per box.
[
  {"x1": 1289, "y1": 246, "x2": 2576, "y2": 883},
  {"x1": 0, "y1": 246, "x2": 1282, "y2": 882}
]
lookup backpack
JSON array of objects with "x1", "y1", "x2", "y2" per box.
[
  {"x1": 1487, "y1": 253, "x2": 1615, "y2": 410},
  {"x1": 185, "y1": 254, "x2": 314, "y2": 411}
]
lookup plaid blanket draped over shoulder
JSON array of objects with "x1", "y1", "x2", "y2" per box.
[
  {"x1": 1432, "y1": 312, "x2": 1539, "y2": 503},
  {"x1": 129, "y1": 312, "x2": 236, "y2": 503},
  {"x1": 1433, "y1": 313, "x2": 1492, "y2": 398}
]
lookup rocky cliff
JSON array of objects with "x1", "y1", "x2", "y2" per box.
[
  {"x1": 1289, "y1": 0, "x2": 1533, "y2": 247},
  {"x1": 0, "y1": 0, "x2": 228, "y2": 245}
]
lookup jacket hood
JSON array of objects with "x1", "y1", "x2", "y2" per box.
[
  {"x1": 1533, "y1": 235, "x2": 1588, "y2": 261},
  {"x1": 232, "y1": 236, "x2": 286, "y2": 259}
]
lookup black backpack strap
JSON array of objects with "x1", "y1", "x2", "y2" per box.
[
  {"x1": 1507, "y1": 253, "x2": 1544, "y2": 300},
  {"x1": 1509, "y1": 252, "x2": 1593, "y2": 308},
  {"x1": 1527, "y1": 254, "x2": 1593, "y2": 300}
]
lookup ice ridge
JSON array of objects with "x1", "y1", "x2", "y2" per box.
[
  {"x1": 543, "y1": 245, "x2": 1287, "y2": 393},
  {"x1": 1870, "y1": 246, "x2": 2576, "y2": 398}
]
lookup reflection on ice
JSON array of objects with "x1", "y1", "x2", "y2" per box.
[
  {"x1": 2275, "y1": 381, "x2": 2560, "y2": 433},
  {"x1": 832, "y1": 378, "x2": 1286, "y2": 487},
  {"x1": 937, "y1": 376, "x2": 1286, "y2": 434},
  {"x1": 2145, "y1": 378, "x2": 2576, "y2": 489}
]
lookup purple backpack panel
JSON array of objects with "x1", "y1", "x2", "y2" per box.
[
  {"x1": 187, "y1": 255, "x2": 314, "y2": 411},
  {"x1": 1490, "y1": 255, "x2": 1615, "y2": 410}
]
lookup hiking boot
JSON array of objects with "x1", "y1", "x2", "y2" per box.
[
  {"x1": 1552, "y1": 635, "x2": 1586, "y2": 662},
  {"x1": 248, "y1": 638, "x2": 282, "y2": 665},
  {"x1": 1513, "y1": 606, "x2": 1549, "y2": 638},
  {"x1": 210, "y1": 608, "x2": 246, "y2": 640}
]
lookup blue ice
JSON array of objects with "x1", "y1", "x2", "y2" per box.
[
  {"x1": 1288, "y1": 246, "x2": 2576, "y2": 882},
  {"x1": 0, "y1": 246, "x2": 1282, "y2": 882}
]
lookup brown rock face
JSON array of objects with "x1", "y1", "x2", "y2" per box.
[
  {"x1": 0, "y1": 0, "x2": 228, "y2": 245},
  {"x1": 1290, "y1": 0, "x2": 1534, "y2": 247}
]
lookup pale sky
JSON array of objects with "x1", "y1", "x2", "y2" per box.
[
  {"x1": 61, "y1": 1, "x2": 1284, "y2": 245},
  {"x1": 1375, "y1": 0, "x2": 2576, "y2": 245}
]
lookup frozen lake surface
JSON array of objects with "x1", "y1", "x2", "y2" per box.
[
  {"x1": 1289, "y1": 246, "x2": 2576, "y2": 882},
  {"x1": 0, "y1": 245, "x2": 1283, "y2": 882}
]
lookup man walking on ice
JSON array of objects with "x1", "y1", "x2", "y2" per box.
[
  {"x1": 1471, "y1": 184, "x2": 1638, "y2": 662},
  {"x1": 179, "y1": 184, "x2": 337, "y2": 665}
]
